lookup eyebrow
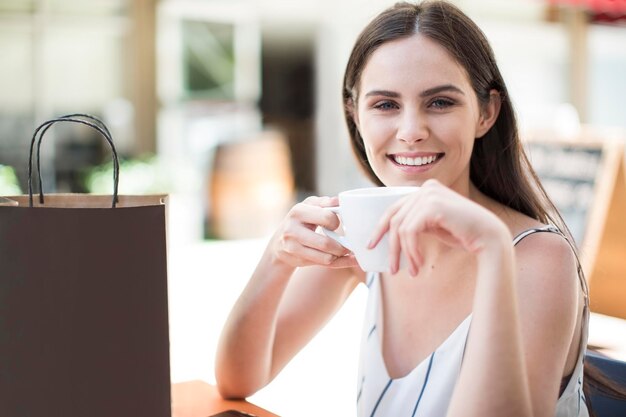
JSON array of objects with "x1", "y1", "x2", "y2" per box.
[
  {"x1": 363, "y1": 84, "x2": 465, "y2": 98},
  {"x1": 420, "y1": 84, "x2": 465, "y2": 97}
]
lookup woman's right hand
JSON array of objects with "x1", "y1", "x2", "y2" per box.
[{"x1": 270, "y1": 196, "x2": 357, "y2": 269}]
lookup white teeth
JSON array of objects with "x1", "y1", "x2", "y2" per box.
[{"x1": 393, "y1": 154, "x2": 439, "y2": 166}]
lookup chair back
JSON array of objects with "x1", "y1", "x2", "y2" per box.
[{"x1": 585, "y1": 351, "x2": 626, "y2": 416}]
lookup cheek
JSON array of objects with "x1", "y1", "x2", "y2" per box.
[
  {"x1": 431, "y1": 114, "x2": 477, "y2": 146},
  {"x1": 360, "y1": 116, "x2": 393, "y2": 149},
  {"x1": 362, "y1": 142, "x2": 380, "y2": 169},
  {"x1": 359, "y1": 119, "x2": 388, "y2": 172}
]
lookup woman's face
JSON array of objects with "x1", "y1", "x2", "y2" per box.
[{"x1": 355, "y1": 34, "x2": 493, "y2": 196}]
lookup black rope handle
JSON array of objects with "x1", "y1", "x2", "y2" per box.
[
  {"x1": 35, "y1": 114, "x2": 114, "y2": 205},
  {"x1": 28, "y1": 115, "x2": 120, "y2": 208}
]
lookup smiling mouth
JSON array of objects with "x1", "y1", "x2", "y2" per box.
[{"x1": 391, "y1": 153, "x2": 443, "y2": 167}]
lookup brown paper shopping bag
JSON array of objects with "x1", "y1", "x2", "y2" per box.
[{"x1": 0, "y1": 115, "x2": 171, "y2": 417}]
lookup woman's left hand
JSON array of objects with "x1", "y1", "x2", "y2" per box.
[{"x1": 368, "y1": 179, "x2": 510, "y2": 276}]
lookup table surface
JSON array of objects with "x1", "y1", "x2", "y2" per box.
[{"x1": 172, "y1": 381, "x2": 279, "y2": 417}]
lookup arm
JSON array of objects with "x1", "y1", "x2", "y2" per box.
[
  {"x1": 369, "y1": 180, "x2": 579, "y2": 417},
  {"x1": 447, "y1": 226, "x2": 579, "y2": 417},
  {"x1": 446, "y1": 224, "x2": 533, "y2": 416},
  {"x1": 215, "y1": 196, "x2": 361, "y2": 399},
  {"x1": 507, "y1": 232, "x2": 580, "y2": 416}
]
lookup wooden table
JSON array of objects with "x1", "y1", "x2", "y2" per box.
[{"x1": 172, "y1": 381, "x2": 279, "y2": 417}]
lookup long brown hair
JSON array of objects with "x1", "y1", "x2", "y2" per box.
[{"x1": 342, "y1": 1, "x2": 626, "y2": 413}]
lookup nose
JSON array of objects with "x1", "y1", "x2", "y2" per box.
[{"x1": 397, "y1": 110, "x2": 428, "y2": 144}]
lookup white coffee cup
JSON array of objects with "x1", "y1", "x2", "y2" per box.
[{"x1": 321, "y1": 186, "x2": 418, "y2": 272}]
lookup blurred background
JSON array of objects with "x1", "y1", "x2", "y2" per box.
[
  {"x1": 1, "y1": 0, "x2": 625, "y2": 239},
  {"x1": 1, "y1": 0, "x2": 625, "y2": 415},
  {"x1": 0, "y1": 0, "x2": 625, "y2": 240}
]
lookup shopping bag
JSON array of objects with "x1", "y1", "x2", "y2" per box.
[{"x1": 0, "y1": 114, "x2": 171, "y2": 417}]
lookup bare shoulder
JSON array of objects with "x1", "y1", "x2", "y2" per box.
[
  {"x1": 496, "y1": 204, "x2": 579, "y2": 302},
  {"x1": 513, "y1": 224, "x2": 580, "y2": 323},
  {"x1": 513, "y1": 226, "x2": 578, "y2": 281},
  {"x1": 495, "y1": 204, "x2": 577, "y2": 280}
]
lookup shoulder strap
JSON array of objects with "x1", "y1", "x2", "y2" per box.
[
  {"x1": 512, "y1": 225, "x2": 560, "y2": 246},
  {"x1": 513, "y1": 226, "x2": 589, "y2": 307}
]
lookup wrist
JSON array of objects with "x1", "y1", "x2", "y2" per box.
[
  {"x1": 263, "y1": 238, "x2": 297, "y2": 277},
  {"x1": 474, "y1": 220, "x2": 514, "y2": 264}
]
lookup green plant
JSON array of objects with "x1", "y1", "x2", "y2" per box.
[
  {"x1": 0, "y1": 165, "x2": 22, "y2": 195},
  {"x1": 84, "y1": 155, "x2": 172, "y2": 195}
]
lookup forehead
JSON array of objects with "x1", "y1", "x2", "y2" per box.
[{"x1": 359, "y1": 34, "x2": 471, "y2": 94}]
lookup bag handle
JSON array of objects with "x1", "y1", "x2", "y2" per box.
[
  {"x1": 33, "y1": 114, "x2": 116, "y2": 205},
  {"x1": 28, "y1": 114, "x2": 120, "y2": 208}
]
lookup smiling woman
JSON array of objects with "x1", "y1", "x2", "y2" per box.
[
  {"x1": 214, "y1": 2, "x2": 625, "y2": 417},
  {"x1": 350, "y1": 34, "x2": 496, "y2": 193}
]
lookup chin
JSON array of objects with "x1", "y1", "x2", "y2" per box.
[{"x1": 382, "y1": 178, "x2": 425, "y2": 187}]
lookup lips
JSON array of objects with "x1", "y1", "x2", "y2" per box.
[{"x1": 390, "y1": 153, "x2": 443, "y2": 167}]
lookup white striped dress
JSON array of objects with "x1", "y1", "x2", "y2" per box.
[{"x1": 356, "y1": 226, "x2": 590, "y2": 417}]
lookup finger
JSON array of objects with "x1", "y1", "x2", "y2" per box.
[
  {"x1": 394, "y1": 197, "x2": 432, "y2": 275},
  {"x1": 310, "y1": 232, "x2": 352, "y2": 258},
  {"x1": 282, "y1": 240, "x2": 343, "y2": 266},
  {"x1": 367, "y1": 200, "x2": 403, "y2": 249},
  {"x1": 286, "y1": 222, "x2": 349, "y2": 257},
  {"x1": 432, "y1": 226, "x2": 464, "y2": 248},
  {"x1": 302, "y1": 194, "x2": 329, "y2": 205},
  {"x1": 384, "y1": 200, "x2": 417, "y2": 274},
  {"x1": 291, "y1": 203, "x2": 341, "y2": 231},
  {"x1": 417, "y1": 203, "x2": 483, "y2": 253},
  {"x1": 319, "y1": 196, "x2": 339, "y2": 207},
  {"x1": 387, "y1": 218, "x2": 402, "y2": 275},
  {"x1": 399, "y1": 224, "x2": 417, "y2": 276},
  {"x1": 422, "y1": 212, "x2": 471, "y2": 250},
  {"x1": 302, "y1": 195, "x2": 339, "y2": 208},
  {"x1": 327, "y1": 254, "x2": 359, "y2": 269},
  {"x1": 403, "y1": 227, "x2": 424, "y2": 277}
]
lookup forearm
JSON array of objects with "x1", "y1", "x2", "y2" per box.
[
  {"x1": 215, "y1": 247, "x2": 295, "y2": 399},
  {"x1": 215, "y1": 196, "x2": 358, "y2": 398},
  {"x1": 447, "y1": 228, "x2": 533, "y2": 417}
]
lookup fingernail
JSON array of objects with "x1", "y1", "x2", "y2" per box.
[{"x1": 367, "y1": 240, "x2": 373, "y2": 249}]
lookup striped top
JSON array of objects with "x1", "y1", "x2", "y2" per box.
[{"x1": 356, "y1": 226, "x2": 589, "y2": 417}]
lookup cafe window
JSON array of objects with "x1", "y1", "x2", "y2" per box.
[
  {"x1": 588, "y1": 24, "x2": 626, "y2": 129},
  {"x1": 0, "y1": 0, "x2": 143, "y2": 193}
]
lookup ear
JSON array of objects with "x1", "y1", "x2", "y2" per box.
[{"x1": 475, "y1": 90, "x2": 501, "y2": 138}]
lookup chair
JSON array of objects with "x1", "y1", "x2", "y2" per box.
[{"x1": 585, "y1": 350, "x2": 626, "y2": 416}]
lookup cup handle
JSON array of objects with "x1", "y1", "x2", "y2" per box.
[{"x1": 320, "y1": 206, "x2": 353, "y2": 251}]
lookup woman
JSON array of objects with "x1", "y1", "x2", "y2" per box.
[{"x1": 216, "y1": 2, "x2": 592, "y2": 416}]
